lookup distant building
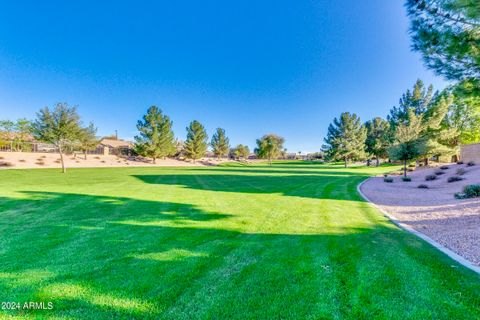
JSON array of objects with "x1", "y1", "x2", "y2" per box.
[{"x1": 99, "y1": 138, "x2": 134, "y2": 155}]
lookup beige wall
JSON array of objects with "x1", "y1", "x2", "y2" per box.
[{"x1": 461, "y1": 143, "x2": 480, "y2": 163}]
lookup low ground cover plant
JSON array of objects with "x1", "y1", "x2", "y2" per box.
[
  {"x1": 447, "y1": 176, "x2": 463, "y2": 183},
  {"x1": 417, "y1": 184, "x2": 428, "y2": 189},
  {"x1": 457, "y1": 161, "x2": 464, "y2": 165},
  {"x1": 384, "y1": 177, "x2": 394, "y2": 183},
  {"x1": 434, "y1": 170, "x2": 445, "y2": 175},
  {"x1": 440, "y1": 165, "x2": 449, "y2": 170},
  {"x1": 0, "y1": 161, "x2": 14, "y2": 167},
  {"x1": 402, "y1": 176, "x2": 411, "y2": 182},
  {"x1": 467, "y1": 161, "x2": 475, "y2": 166},
  {"x1": 455, "y1": 184, "x2": 480, "y2": 199},
  {"x1": 425, "y1": 174, "x2": 437, "y2": 181},
  {"x1": 456, "y1": 168, "x2": 466, "y2": 175}
]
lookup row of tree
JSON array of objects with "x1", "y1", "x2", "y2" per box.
[
  {"x1": 0, "y1": 102, "x2": 289, "y2": 173},
  {"x1": 323, "y1": 78, "x2": 479, "y2": 176},
  {"x1": 134, "y1": 106, "x2": 286, "y2": 165},
  {"x1": 322, "y1": 0, "x2": 479, "y2": 175}
]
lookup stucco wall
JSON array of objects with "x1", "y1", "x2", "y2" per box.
[{"x1": 461, "y1": 143, "x2": 480, "y2": 163}]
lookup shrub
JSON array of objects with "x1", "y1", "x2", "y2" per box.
[
  {"x1": 35, "y1": 162, "x2": 45, "y2": 166},
  {"x1": 425, "y1": 174, "x2": 437, "y2": 181},
  {"x1": 456, "y1": 168, "x2": 466, "y2": 175},
  {"x1": 417, "y1": 184, "x2": 429, "y2": 189},
  {"x1": 464, "y1": 184, "x2": 480, "y2": 197},
  {"x1": 456, "y1": 184, "x2": 480, "y2": 199},
  {"x1": 0, "y1": 161, "x2": 14, "y2": 167},
  {"x1": 434, "y1": 170, "x2": 445, "y2": 175},
  {"x1": 447, "y1": 176, "x2": 463, "y2": 183},
  {"x1": 440, "y1": 165, "x2": 449, "y2": 170},
  {"x1": 41, "y1": 155, "x2": 47, "y2": 158},
  {"x1": 467, "y1": 161, "x2": 475, "y2": 166},
  {"x1": 408, "y1": 164, "x2": 416, "y2": 168},
  {"x1": 19, "y1": 159, "x2": 26, "y2": 163},
  {"x1": 383, "y1": 174, "x2": 388, "y2": 177},
  {"x1": 402, "y1": 176, "x2": 411, "y2": 182},
  {"x1": 456, "y1": 161, "x2": 464, "y2": 165},
  {"x1": 384, "y1": 177, "x2": 393, "y2": 183}
]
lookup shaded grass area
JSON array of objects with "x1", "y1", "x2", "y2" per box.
[{"x1": 0, "y1": 162, "x2": 479, "y2": 319}]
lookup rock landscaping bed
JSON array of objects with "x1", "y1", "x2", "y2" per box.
[{"x1": 361, "y1": 162, "x2": 480, "y2": 266}]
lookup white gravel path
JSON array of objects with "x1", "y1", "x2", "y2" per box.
[{"x1": 361, "y1": 163, "x2": 480, "y2": 266}]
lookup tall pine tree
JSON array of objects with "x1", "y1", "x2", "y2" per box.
[
  {"x1": 210, "y1": 128, "x2": 230, "y2": 159},
  {"x1": 365, "y1": 117, "x2": 391, "y2": 166},
  {"x1": 135, "y1": 106, "x2": 175, "y2": 163},
  {"x1": 323, "y1": 112, "x2": 367, "y2": 168},
  {"x1": 184, "y1": 120, "x2": 208, "y2": 162}
]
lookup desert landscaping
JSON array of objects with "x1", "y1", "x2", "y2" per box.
[{"x1": 361, "y1": 162, "x2": 480, "y2": 266}]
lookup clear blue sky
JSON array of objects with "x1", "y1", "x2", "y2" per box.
[{"x1": 0, "y1": 1, "x2": 448, "y2": 153}]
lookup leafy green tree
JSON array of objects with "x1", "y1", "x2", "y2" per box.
[
  {"x1": 389, "y1": 110, "x2": 427, "y2": 177},
  {"x1": 365, "y1": 117, "x2": 391, "y2": 166},
  {"x1": 210, "y1": 128, "x2": 230, "y2": 159},
  {"x1": 78, "y1": 123, "x2": 99, "y2": 159},
  {"x1": 406, "y1": 0, "x2": 480, "y2": 81},
  {"x1": 135, "y1": 106, "x2": 175, "y2": 163},
  {"x1": 184, "y1": 120, "x2": 208, "y2": 162},
  {"x1": 443, "y1": 79, "x2": 480, "y2": 144},
  {"x1": 388, "y1": 79, "x2": 437, "y2": 127},
  {"x1": 254, "y1": 134, "x2": 285, "y2": 165},
  {"x1": 32, "y1": 103, "x2": 83, "y2": 173},
  {"x1": 231, "y1": 144, "x2": 250, "y2": 160},
  {"x1": 388, "y1": 80, "x2": 456, "y2": 164},
  {"x1": 323, "y1": 112, "x2": 367, "y2": 168}
]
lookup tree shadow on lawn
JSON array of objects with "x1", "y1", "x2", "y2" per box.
[
  {"x1": 0, "y1": 192, "x2": 480, "y2": 319},
  {"x1": 132, "y1": 173, "x2": 369, "y2": 201}
]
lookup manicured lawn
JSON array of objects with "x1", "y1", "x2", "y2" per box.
[{"x1": 0, "y1": 162, "x2": 479, "y2": 319}]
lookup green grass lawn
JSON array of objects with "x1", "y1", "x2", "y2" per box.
[{"x1": 0, "y1": 161, "x2": 479, "y2": 319}]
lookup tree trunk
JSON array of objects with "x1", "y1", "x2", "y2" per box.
[
  {"x1": 403, "y1": 159, "x2": 407, "y2": 177},
  {"x1": 84, "y1": 151, "x2": 87, "y2": 160},
  {"x1": 59, "y1": 148, "x2": 66, "y2": 174},
  {"x1": 344, "y1": 157, "x2": 347, "y2": 168},
  {"x1": 376, "y1": 158, "x2": 380, "y2": 167},
  {"x1": 152, "y1": 157, "x2": 156, "y2": 164},
  {"x1": 424, "y1": 157, "x2": 429, "y2": 166}
]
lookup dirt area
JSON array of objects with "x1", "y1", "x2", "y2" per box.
[
  {"x1": 361, "y1": 163, "x2": 480, "y2": 266},
  {"x1": 0, "y1": 152, "x2": 226, "y2": 169}
]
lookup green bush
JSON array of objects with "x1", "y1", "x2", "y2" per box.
[
  {"x1": 440, "y1": 165, "x2": 449, "y2": 170},
  {"x1": 425, "y1": 174, "x2": 437, "y2": 181},
  {"x1": 456, "y1": 161, "x2": 463, "y2": 165},
  {"x1": 464, "y1": 184, "x2": 480, "y2": 197},
  {"x1": 402, "y1": 176, "x2": 411, "y2": 182},
  {"x1": 417, "y1": 184, "x2": 428, "y2": 189},
  {"x1": 384, "y1": 177, "x2": 394, "y2": 183},
  {"x1": 456, "y1": 184, "x2": 480, "y2": 199},
  {"x1": 447, "y1": 176, "x2": 463, "y2": 183},
  {"x1": 467, "y1": 161, "x2": 475, "y2": 166},
  {"x1": 434, "y1": 170, "x2": 445, "y2": 175}
]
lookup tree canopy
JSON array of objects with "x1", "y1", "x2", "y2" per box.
[
  {"x1": 323, "y1": 112, "x2": 367, "y2": 167},
  {"x1": 231, "y1": 144, "x2": 250, "y2": 160},
  {"x1": 389, "y1": 109, "x2": 427, "y2": 176},
  {"x1": 210, "y1": 128, "x2": 230, "y2": 158},
  {"x1": 406, "y1": 0, "x2": 480, "y2": 82},
  {"x1": 365, "y1": 117, "x2": 391, "y2": 166},
  {"x1": 135, "y1": 106, "x2": 176, "y2": 163},
  {"x1": 406, "y1": 0, "x2": 480, "y2": 80},
  {"x1": 78, "y1": 123, "x2": 99, "y2": 159},
  {"x1": 184, "y1": 120, "x2": 208, "y2": 161},
  {"x1": 255, "y1": 134, "x2": 285, "y2": 165},
  {"x1": 31, "y1": 103, "x2": 84, "y2": 173}
]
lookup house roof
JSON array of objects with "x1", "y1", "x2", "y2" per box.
[{"x1": 100, "y1": 138, "x2": 133, "y2": 148}]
